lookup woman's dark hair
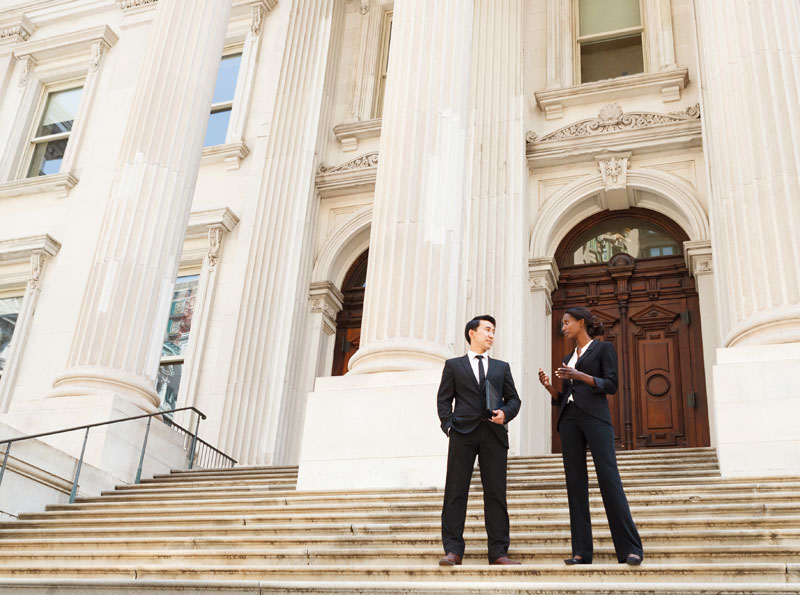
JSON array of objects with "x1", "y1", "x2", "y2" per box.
[
  {"x1": 464, "y1": 314, "x2": 496, "y2": 344},
  {"x1": 564, "y1": 306, "x2": 605, "y2": 338}
]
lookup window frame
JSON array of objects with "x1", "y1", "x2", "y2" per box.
[
  {"x1": 372, "y1": 9, "x2": 393, "y2": 119},
  {"x1": 23, "y1": 79, "x2": 85, "y2": 179},
  {"x1": 574, "y1": 0, "x2": 647, "y2": 84},
  {"x1": 204, "y1": 48, "x2": 243, "y2": 149},
  {"x1": 0, "y1": 290, "x2": 25, "y2": 382}
]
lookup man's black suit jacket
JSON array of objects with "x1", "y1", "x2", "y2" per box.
[
  {"x1": 437, "y1": 355, "x2": 522, "y2": 448},
  {"x1": 553, "y1": 339, "x2": 618, "y2": 431}
]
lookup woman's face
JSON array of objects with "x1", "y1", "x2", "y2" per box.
[{"x1": 561, "y1": 313, "x2": 584, "y2": 340}]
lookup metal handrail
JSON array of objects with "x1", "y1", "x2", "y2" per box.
[{"x1": 0, "y1": 406, "x2": 236, "y2": 503}]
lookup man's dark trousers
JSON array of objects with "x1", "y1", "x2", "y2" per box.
[{"x1": 441, "y1": 421, "x2": 509, "y2": 562}]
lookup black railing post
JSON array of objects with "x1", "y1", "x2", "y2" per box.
[
  {"x1": 69, "y1": 428, "x2": 90, "y2": 504},
  {"x1": 187, "y1": 413, "x2": 201, "y2": 470},
  {"x1": 135, "y1": 417, "x2": 152, "y2": 484},
  {"x1": 0, "y1": 442, "x2": 10, "y2": 490}
]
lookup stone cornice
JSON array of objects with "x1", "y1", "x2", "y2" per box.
[
  {"x1": 0, "y1": 15, "x2": 35, "y2": 45},
  {"x1": 534, "y1": 68, "x2": 690, "y2": 120},
  {"x1": 0, "y1": 234, "x2": 61, "y2": 264},
  {"x1": 316, "y1": 152, "x2": 378, "y2": 198},
  {"x1": 0, "y1": 172, "x2": 79, "y2": 200},
  {"x1": 333, "y1": 118, "x2": 382, "y2": 152},
  {"x1": 12, "y1": 24, "x2": 118, "y2": 62},
  {"x1": 185, "y1": 207, "x2": 240, "y2": 239},
  {"x1": 526, "y1": 103, "x2": 702, "y2": 169}
]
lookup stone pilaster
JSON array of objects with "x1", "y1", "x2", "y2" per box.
[
  {"x1": 694, "y1": 0, "x2": 800, "y2": 347},
  {"x1": 348, "y1": 0, "x2": 474, "y2": 374},
  {"x1": 49, "y1": 0, "x2": 232, "y2": 411},
  {"x1": 218, "y1": 0, "x2": 345, "y2": 465}
]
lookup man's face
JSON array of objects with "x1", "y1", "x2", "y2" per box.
[{"x1": 470, "y1": 320, "x2": 495, "y2": 353}]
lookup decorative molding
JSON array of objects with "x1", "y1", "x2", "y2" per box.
[
  {"x1": 528, "y1": 257, "x2": 559, "y2": 293},
  {"x1": 526, "y1": 104, "x2": 702, "y2": 169},
  {"x1": 333, "y1": 118, "x2": 382, "y2": 152},
  {"x1": 0, "y1": 172, "x2": 78, "y2": 200},
  {"x1": 18, "y1": 54, "x2": 34, "y2": 87},
  {"x1": 207, "y1": 226, "x2": 224, "y2": 269},
  {"x1": 186, "y1": 207, "x2": 240, "y2": 239},
  {"x1": 318, "y1": 151, "x2": 378, "y2": 174},
  {"x1": 28, "y1": 252, "x2": 45, "y2": 290},
  {"x1": 116, "y1": 0, "x2": 158, "y2": 9},
  {"x1": 684, "y1": 239, "x2": 713, "y2": 277},
  {"x1": 201, "y1": 140, "x2": 251, "y2": 170},
  {"x1": 309, "y1": 281, "x2": 344, "y2": 335},
  {"x1": 595, "y1": 152, "x2": 632, "y2": 210},
  {"x1": 12, "y1": 25, "x2": 119, "y2": 64},
  {"x1": 534, "y1": 68, "x2": 690, "y2": 120},
  {"x1": 89, "y1": 40, "x2": 104, "y2": 73},
  {"x1": 0, "y1": 234, "x2": 61, "y2": 264},
  {"x1": 359, "y1": 0, "x2": 370, "y2": 15},
  {"x1": 535, "y1": 103, "x2": 700, "y2": 143},
  {"x1": 0, "y1": 15, "x2": 35, "y2": 44}
]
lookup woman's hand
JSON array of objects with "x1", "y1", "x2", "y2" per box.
[
  {"x1": 538, "y1": 368, "x2": 558, "y2": 397},
  {"x1": 556, "y1": 366, "x2": 596, "y2": 388}
]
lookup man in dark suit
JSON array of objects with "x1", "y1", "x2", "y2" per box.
[{"x1": 437, "y1": 315, "x2": 522, "y2": 566}]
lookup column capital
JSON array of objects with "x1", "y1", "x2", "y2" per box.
[
  {"x1": 683, "y1": 240, "x2": 713, "y2": 277},
  {"x1": 309, "y1": 281, "x2": 344, "y2": 336},
  {"x1": 528, "y1": 257, "x2": 559, "y2": 294}
]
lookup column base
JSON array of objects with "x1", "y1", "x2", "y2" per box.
[
  {"x1": 347, "y1": 340, "x2": 453, "y2": 374},
  {"x1": 713, "y1": 342, "x2": 800, "y2": 476},
  {"x1": 296, "y1": 370, "x2": 448, "y2": 490},
  {"x1": 48, "y1": 365, "x2": 161, "y2": 412}
]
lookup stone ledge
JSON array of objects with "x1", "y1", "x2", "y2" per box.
[{"x1": 0, "y1": 173, "x2": 78, "y2": 200}]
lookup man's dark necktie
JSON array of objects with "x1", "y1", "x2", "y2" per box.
[{"x1": 476, "y1": 355, "x2": 486, "y2": 387}]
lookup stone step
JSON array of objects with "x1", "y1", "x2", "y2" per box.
[
  {"x1": 20, "y1": 501, "x2": 800, "y2": 523},
  {"x1": 0, "y1": 562, "x2": 796, "y2": 584},
  {"x1": 1, "y1": 525, "x2": 797, "y2": 546},
  {"x1": 1, "y1": 543, "x2": 799, "y2": 565},
  {"x1": 1, "y1": 578, "x2": 798, "y2": 595}
]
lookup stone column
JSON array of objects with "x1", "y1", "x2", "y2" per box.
[
  {"x1": 463, "y1": 0, "x2": 528, "y2": 453},
  {"x1": 49, "y1": 0, "x2": 232, "y2": 411},
  {"x1": 348, "y1": 0, "x2": 474, "y2": 374},
  {"x1": 217, "y1": 0, "x2": 345, "y2": 465},
  {"x1": 693, "y1": 0, "x2": 800, "y2": 475}
]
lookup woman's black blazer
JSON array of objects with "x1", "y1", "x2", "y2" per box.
[{"x1": 552, "y1": 339, "x2": 618, "y2": 431}]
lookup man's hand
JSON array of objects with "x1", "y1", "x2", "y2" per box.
[{"x1": 490, "y1": 409, "x2": 506, "y2": 424}]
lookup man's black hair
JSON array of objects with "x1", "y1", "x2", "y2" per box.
[{"x1": 464, "y1": 315, "x2": 496, "y2": 345}]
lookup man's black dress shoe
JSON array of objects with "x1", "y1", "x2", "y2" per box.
[
  {"x1": 564, "y1": 556, "x2": 591, "y2": 565},
  {"x1": 625, "y1": 554, "x2": 642, "y2": 565}
]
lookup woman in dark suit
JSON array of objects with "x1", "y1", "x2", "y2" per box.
[{"x1": 538, "y1": 306, "x2": 643, "y2": 566}]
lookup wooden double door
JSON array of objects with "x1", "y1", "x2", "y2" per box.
[{"x1": 551, "y1": 252, "x2": 710, "y2": 452}]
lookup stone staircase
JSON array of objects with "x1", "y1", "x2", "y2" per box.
[{"x1": 0, "y1": 447, "x2": 799, "y2": 594}]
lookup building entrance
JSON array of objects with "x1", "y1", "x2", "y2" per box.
[
  {"x1": 331, "y1": 250, "x2": 367, "y2": 376},
  {"x1": 550, "y1": 208, "x2": 710, "y2": 452}
]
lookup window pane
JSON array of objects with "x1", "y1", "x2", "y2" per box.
[
  {"x1": 156, "y1": 362, "x2": 183, "y2": 417},
  {"x1": 211, "y1": 54, "x2": 242, "y2": 104},
  {"x1": 162, "y1": 275, "x2": 199, "y2": 358},
  {"x1": 35, "y1": 87, "x2": 83, "y2": 137},
  {"x1": 580, "y1": 34, "x2": 644, "y2": 83},
  {"x1": 0, "y1": 297, "x2": 24, "y2": 374},
  {"x1": 203, "y1": 108, "x2": 232, "y2": 147},
  {"x1": 579, "y1": 0, "x2": 641, "y2": 37},
  {"x1": 27, "y1": 138, "x2": 68, "y2": 177},
  {"x1": 565, "y1": 217, "x2": 681, "y2": 265}
]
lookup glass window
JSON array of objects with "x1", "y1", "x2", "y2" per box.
[
  {"x1": 577, "y1": 0, "x2": 644, "y2": 83},
  {"x1": 157, "y1": 274, "x2": 199, "y2": 414},
  {"x1": 0, "y1": 296, "x2": 24, "y2": 378},
  {"x1": 565, "y1": 217, "x2": 681, "y2": 266},
  {"x1": 27, "y1": 86, "x2": 83, "y2": 177},
  {"x1": 203, "y1": 53, "x2": 242, "y2": 147},
  {"x1": 373, "y1": 11, "x2": 393, "y2": 118}
]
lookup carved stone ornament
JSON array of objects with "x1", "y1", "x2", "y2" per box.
[
  {"x1": 598, "y1": 155, "x2": 630, "y2": 191},
  {"x1": 694, "y1": 258, "x2": 712, "y2": 275},
  {"x1": 359, "y1": 0, "x2": 370, "y2": 15},
  {"x1": 251, "y1": 4, "x2": 264, "y2": 35},
  {"x1": 29, "y1": 252, "x2": 45, "y2": 290},
  {"x1": 116, "y1": 0, "x2": 158, "y2": 9},
  {"x1": 207, "y1": 226, "x2": 224, "y2": 268},
  {"x1": 90, "y1": 40, "x2": 104, "y2": 73},
  {"x1": 534, "y1": 103, "x2": 701, "y2": 143},
  {"x1": 318, "y1": 151, "x2": 378, "y2": 174},
  {"x1": 1, "y1": 20, "x2": 33, "y2": 43},
  {"x1": 18, "y1": 55, "x2": 35, "y2": 87}
]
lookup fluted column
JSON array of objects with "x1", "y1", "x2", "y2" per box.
[
  {"x1": 218, "y1": 0, "x2": 344, "y2": 465},
  {"x1": 694, "y1": 0, "x2": 800, "y2": 346},
  {"x1": 348, "y1": 0, "x2": 474, "y2": 374},
  {"x1": 49, "y1": 0, "x2": 232, "y2": 411}
]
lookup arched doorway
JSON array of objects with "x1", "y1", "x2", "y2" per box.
[
  {"x1": 551, "y1": 208, "x2": 710, "y2": 452},
  {"x1": 331, "y1": 250, "x2": 368, "y2": 376}
]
